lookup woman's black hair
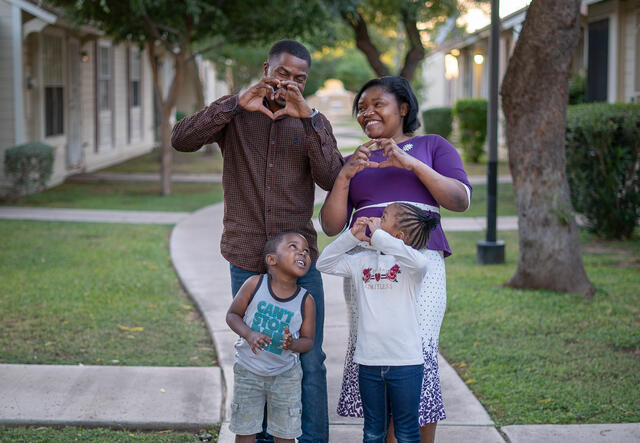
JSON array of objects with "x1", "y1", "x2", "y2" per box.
[
  {"x1": 352, "y1": 76, "x2": 421, "y2": 135},
  {"x1": 392, "y1": 203, "x2": 440, "y2": 250}
]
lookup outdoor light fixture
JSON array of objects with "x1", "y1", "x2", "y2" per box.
[
  {"x1": 444, "y1": 54, "x2": 459, "y2": 79},
  {"x1": 80, "y1": 51, "x2": 89, "y2": 63},
  {"x1": 450, "y1": 48, "x2": 460, "y2": 57},
  {"x1": 474, "y1": 53, "x2": 484, "y2": 64}
]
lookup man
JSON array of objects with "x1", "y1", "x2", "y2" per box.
[{"x1": 171, "y1": 39, "x2": 343, "y2": 443}]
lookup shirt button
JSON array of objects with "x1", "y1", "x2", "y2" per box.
[
  {"x1": 270, "y1": 141, "x2": 275, "y2": 145},
  {"x1": 268, "y1": 163, "x2": 273, "y2": 167}
]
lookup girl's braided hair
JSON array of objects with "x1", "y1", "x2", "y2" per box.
[{"x1": 392, "y1": 203, "x2": 440, "y2": 250}]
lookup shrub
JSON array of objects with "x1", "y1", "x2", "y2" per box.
[
  {"x1": 175, "y1": 111, "x2": 189, "y2": 122},
  {"x1": 565, "y1": 103, "x2": 640, "y2": 239},
  {"x1": 453, "y1": 98, "x2": 487, "y2": 163},
  {"x1": 568, "y1": 72, "x2": 586, "y2": 105},
  {"x1": 4, "y1": 142, "x2": 55, "y2": 196},
  {"x1": 422, "y1": 107, "x2": 453, "y2": 140}
]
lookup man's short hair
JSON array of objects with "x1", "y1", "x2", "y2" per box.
[{"x1": 268, "y1": 40, "x2": 311, "y2": 68}]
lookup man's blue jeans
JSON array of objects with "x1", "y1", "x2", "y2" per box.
[
  {"x1": 358, "y1": 364, "x2": 423, "y2": 443},
  {"x1": 230, "y1": 263, "x2": 329, "y2": 443}
]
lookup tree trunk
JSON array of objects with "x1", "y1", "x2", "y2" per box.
[
  {"x1": 500, "y1": 0, "x2": 594, "y2": 296},
  {"x1": 159, "y1": 108, "x2": 173, "y2": 195},
  {"x1": 147, "y1": 42, "x2": 187, "y2": 195}
]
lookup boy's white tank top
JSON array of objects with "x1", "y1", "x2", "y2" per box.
[{"x1": 235, "y1": 274, "x2": 308, "y2": 376}]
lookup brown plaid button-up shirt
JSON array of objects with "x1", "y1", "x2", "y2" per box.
[{"x1": 171, "y1": 95, "x2": 344, "y2": 273}]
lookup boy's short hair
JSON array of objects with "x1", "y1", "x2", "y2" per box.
[{"x1": 264, "y1": 231, "x2": 307, "y2": 269}]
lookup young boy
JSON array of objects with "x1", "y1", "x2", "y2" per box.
[{"x1": 226, "y1": 232, "x2": 316, "y2": 443}]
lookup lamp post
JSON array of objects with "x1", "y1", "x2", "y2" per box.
[{"x1": 477, "y1": 0, "x2": 505, "y2": 264}]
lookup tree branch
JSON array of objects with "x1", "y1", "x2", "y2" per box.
[
  {"x1": 398, "y1": 8, "x2": 426, "y2": 81},
  {"x1": 341, "y1": 9, "x2": 390, "y2": 77},
  {"x1": 185, "y1": 42, "x2": 226, "y2": 63},
  {"x1": 143, "y1": 14, "x2": 177, "y2": 54}
]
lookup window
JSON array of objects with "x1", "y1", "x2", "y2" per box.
[
  {"x1": 96, "y1": 42, "x2": 113, "y2": 151},
  {"x1": 130, "y1": 49, "x2": 141, "y2": 107},
  {"x1": 98, "y1": 45, "x2": 111, "y2": 110},
  {"x1": 43, "y1": 36, "x2": 64, "y2": 137}
]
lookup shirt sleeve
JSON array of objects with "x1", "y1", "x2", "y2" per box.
[
  {"x1": 370, "y1": 230, "x2": 428, "y2": 277},
  {"x1": 171, "y1": 95, "x2": 242, "y2": 152},
  {"x1": 316, "y1": 230, "x2": 360, "y2": 277},
  {"x1": 431, "y1": 135, "x2": 473, "y2": 195},
  {"x1": 302, "y1": 112, "x2": 345, "y2": 191}
]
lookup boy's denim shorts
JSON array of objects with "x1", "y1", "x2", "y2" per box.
[{"x1": 229, "y1": 361, "x2": 302, "y2": 439}]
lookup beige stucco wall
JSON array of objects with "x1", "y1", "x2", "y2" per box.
[
  {"x1": 0, "y1": 1, "x2": 16, "y2": 187},
  {"x1": 421, "y1": 53, "x2": 447, "y2": 109},
  {"x1": 621, "y1": 2, "x2": 640, "y2": 101}
]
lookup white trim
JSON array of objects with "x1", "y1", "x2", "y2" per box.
[
  {"x1": 463, "y1": 183, "x2": 472, "y2": 209},
  {"x1": 22, "y1": 18, "x2": 48, "y2": 40},
  {"x1": 608, "y1": 1, "x2": 619, "y2": 103},
  {"x1": 11, "y1": 4, "x2": 24, "y2": 144},
  {"x1": 4, "y1": 0, "x2": 57, "y2": 23}
]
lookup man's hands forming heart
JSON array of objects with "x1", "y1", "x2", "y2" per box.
[{"x1": 238, "y1": 78, "x2": 313, "y2": 120}]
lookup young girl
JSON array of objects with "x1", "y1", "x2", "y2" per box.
[{"x1": 316, "y1": 202, "x2": 439, "y2": 443}]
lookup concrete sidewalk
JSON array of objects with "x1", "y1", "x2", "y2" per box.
[
  {"x1": 0, "y1": 206, "x2": 189, "y2": 224},
  {"x1": 0, "y1": 365, "x2": 221, "y2": 430}
]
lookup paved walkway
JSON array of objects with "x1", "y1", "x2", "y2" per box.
[
  {"x1": 65, "y1": 171, "x2": 511, "y2": 186},
  {"x1": 0, "y1": 206, "x2": 189, "y2": 224},
  {"x1": 1, "y1": 201, "x2": 639, "y2": 441}
]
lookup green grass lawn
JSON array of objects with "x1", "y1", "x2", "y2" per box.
[
  {"x1": 441, "y1": 230, "x2": 639, "y2": 425},
  {"x1": 0, "y1": 426, "x2": 220, "y2": 442},
  {"x1": 442, "y1": 182, "x2": 516, "y2": 217},
  {"x1": 0, "y1": 220, "x2": 216, "y2": 367},
  {"x1": 461, "y1": 160, "x2": 510, "y2": 177},
  {"x1": 1, "y1": 182, "x2": 223, "y2": 212},
  {"x1": 317, "y1": 229, "x2": 640, "y2": 425},
  {"x1": 103, "y1": 148, "x2": 223, "y2": 174}
]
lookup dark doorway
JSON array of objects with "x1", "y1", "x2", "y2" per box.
[{"x1": 586, "y1": 18, "x2": 609, "y2": 102}]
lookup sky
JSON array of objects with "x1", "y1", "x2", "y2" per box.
[{"x1": 463, "y1": 0, "x2": 532, "y2": 32}]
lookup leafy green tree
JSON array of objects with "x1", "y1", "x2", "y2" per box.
[
  {"x1": 53, "y1": 0, "x2": 333, "y2": 194},
  {"x1": 327, "y1": 0, "x2": 460, "y2": 82}
]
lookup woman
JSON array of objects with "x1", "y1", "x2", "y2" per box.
[{"x1": 320, "y1": 76, "x2": 471, "y2": 443}]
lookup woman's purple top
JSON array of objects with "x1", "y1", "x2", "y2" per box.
[{"x1": 344, "y1": 134, "x2": 471, "y2": 257}]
